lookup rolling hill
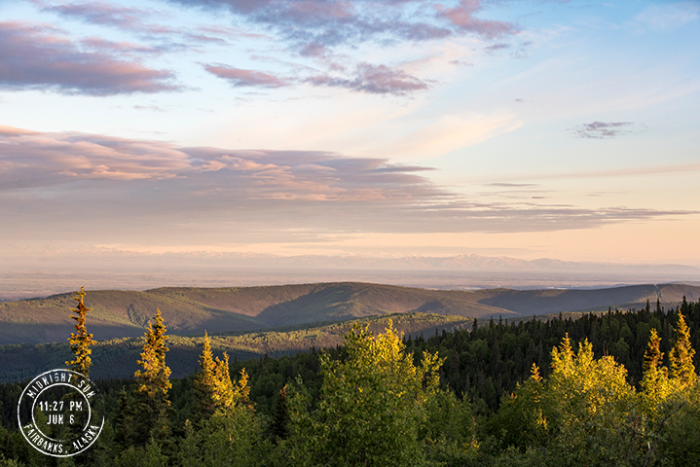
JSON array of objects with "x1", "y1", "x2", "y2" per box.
[
  {"x1": 1, "y1": 282, "x2": 698, "y2": 346},
  {"x1": 0, "y1": 312, "x2": 471, "y2": 382}
]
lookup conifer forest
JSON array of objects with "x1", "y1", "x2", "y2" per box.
[{"x1": 1, "y1": 291, "x2": 700, "y2": 467}]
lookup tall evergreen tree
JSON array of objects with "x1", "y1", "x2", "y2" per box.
[
  {"x1": 65, "y1": 286, "x2": 94, "y2": 377},
  {"x1": 640, "y1": 328, "x2": 673, "y2": 415},
  {"x1": 212, "y1": 353, "x2": 234, "y2": 411},
  {"x1": 270, "y1": 384, "x2": 290, "y2": 441},
  {"x1": 193, "y1": 331, "x2": 217, "y2": 424},
  {"x1": 643, "y1": 328, "x2": 665, "y2": 374},
  {"x1": 133, "y1": 308, "x2": 172, "y2": 445},
  {"x1": 211, "y1": 353, "x2": 252, "y2": 411},
  {"x1": 669, "y1": 311, "x2": 696, "y2": 388}
]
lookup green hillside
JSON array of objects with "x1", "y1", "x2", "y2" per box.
[
  {"x1": 0, "y1": 282, "x2": 507, "y2": 345},
  {"x1": 1, "y1": 281, "x2": 698, "y2": 346},
  {"x1": 0, "y1": 312, "x2": 471, "y2": 382}
]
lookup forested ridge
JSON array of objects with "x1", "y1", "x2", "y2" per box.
[
  {"x1": 3, "y1": 282, "x2": 698, "y2": 346},
  {"x1": 1, "y1": 294, "x2": 699, "y2": 466},
  {"x1": 0, "y1": 312, "x2": 471, "y2": 383}
]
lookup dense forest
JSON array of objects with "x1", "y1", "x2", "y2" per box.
[{"x1": 1, "y1": 291, "x2": 699, "y2": 466}]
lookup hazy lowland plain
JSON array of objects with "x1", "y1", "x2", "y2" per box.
[{"x1": 2, "y1": 252, "x2": 699, "y2": 301}]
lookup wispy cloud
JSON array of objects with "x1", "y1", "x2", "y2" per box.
[
  {"x1": 0, "y1": 21, "x2": 181, "y2": 95},
  {"x1": 164, "y1": 0, "x2": 517, "y2": 52},
  {"x1": 307, "y1": 63, "x2": 430, "y2": 95},
  {"x1": 487, "y1": 183, "x2": 539, "y2": 188},
  {"x1": 634, "y1": 2, "x2": 700, "y2": 31},
  {"x1": 571, "y1": 121, "x2": 636, "y2": 139},
  {"x1": 40, "y1": 1, "x2": 156, "y2": 31},
  {"x1": 133, "y1": 104, "x2": 167, "y2": 112},
  {"x1": 79, "y1": 37, "x2": 165, "y2": 57},
  {"x1": 40, "y1": 0, "x2": 240, "y2": 44},
  {"x1": 449, "y1": 60, "x2": 474, "y2": 67},
  {"x1": 205, "y1": 61, "x2": 429, "y2": 95},
  {"x1": 204, "y1": 64, "x2": 292, "y2": 88},
  {"x1": 484, "y1": 42, "x2": 510, "y2": 53}
]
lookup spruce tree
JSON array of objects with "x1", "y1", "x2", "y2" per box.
[
  {"x1": 640, "y1": 328, "x2": 673, "y2": 411},
  {"x1": 65, "y1": 286, "x2": 94, "y2": 377},
  {"x1": 270, "y1": 385, "x2": 290, "y2": 441},
  {"x1": 211, "y1": 353, "x2": 251, "y2": 411},
  {"x1": 643, "y1": 328, "x2": 665, "y2": 375},
  {"x1": 212, "y1": 353, "x2": 234, "y2": 411},
  {"x1": 133, "y1": 308, "x2": 172, "y2": 445},
  {"x1": 193, "y1": 331, "x2": 217, "y2": 424},
  {"x1": 669, "y1": 311, "x2": 696, "y2": 388},
  {"x1": 232, "y1": 366, "x2": 252, "y2": 408}
]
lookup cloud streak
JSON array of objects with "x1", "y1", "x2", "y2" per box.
[
  {"x1": 205, "y1": 61, "x2": 429, "y2": 95},
  {"x1": 204, "y1": 64, "x2": 291, "y2": 88},
  {"x1": 0, "y1": 21, "x2": 181, "y2": 95},
  {"x1": 571, "y1": 121, "x2": 636, "y2": 139},
  {"x1": 306, "y1": 63, "x2": 430, "y2": 95}
]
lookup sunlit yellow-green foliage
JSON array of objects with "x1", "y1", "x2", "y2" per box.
[
  {"x1": 288, "y1": 321, "x2": 443, "y2": 467},
  {"x1": 492, "y1": 319, "x2": 700, "y2": 467},
  {"x1": 669, "y1": 311, "x2": 696, "y2": 388},
  {"x1": 193, "y1": 331, "x2": 251, "y2": 417},
  {"x1": 639, "y1": 328, "x2": 675, "y2": 417},
  {"x1": 193, "y1": 331, "x2": 217, "y2": 422},
  {"x1": 185, "y1": 335, "x2": 264, "y2": 467},
  {"x1": 547, "y1": 334, "x2": 633, "y2": 421},
  {"x1": 212, "y1": 354, "x2": 251, "y2": 412},
  {"x1": 135, "y1": 308, "x2": 172, "y2": 400},
  {"x1": 545, "y1": 336, "x2": 635, "y2": 463},
  {"x1": 65, "y1": 286, "x2": 94, "y2": 377},
  {"x1": 495, "y1": 334, "x2": 637, "y2": 466},
  {"x1": 133, "y1": 308, "x2": 173, "y2": 445}
]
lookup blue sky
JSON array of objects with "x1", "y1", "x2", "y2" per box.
[{"x1": 1, "y1": 0, "x2": 699, "y2": 269}]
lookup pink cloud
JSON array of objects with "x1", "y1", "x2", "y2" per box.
[
  {"x1": 0, "y1": 22, "x2": 181, "y2": 95},
  {"x1": 437, "y1": 0, "x2": 518, "y2": 38},
  {"x1": 42, "y1": 1, "x2": 151, "y2": 30},
  {"x1": 0, "y1": 127, "x2": 191, "y2": 182},
  {"x1": 0, "y1": 126, "x2": 693, "y2": 238},
  {"x1": 203, "y1": 64, "x2": 291, "y2": 88}
]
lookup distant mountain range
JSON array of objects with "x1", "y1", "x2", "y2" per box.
[
  {"x1": 2, "y1": 282, "x2": 699, "y2": 346},
  {"x1": 6, "y1": 248, "x2": 699, "y2": 273}
]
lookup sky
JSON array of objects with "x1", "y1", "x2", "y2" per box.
[{"x1": 1, "y1": 0, "x2": 700, "y2": 276}]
